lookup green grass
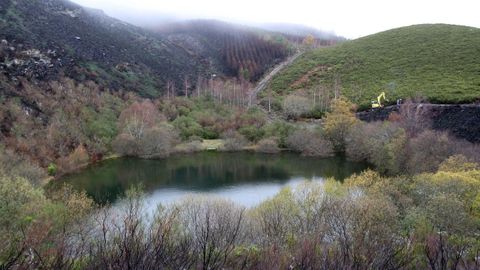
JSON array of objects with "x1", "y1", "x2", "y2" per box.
[{"x1": 268, "y1": 24, "x2": 480, "y2": 108}]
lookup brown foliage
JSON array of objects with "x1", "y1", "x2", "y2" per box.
[
  {"x1": 286, "y1": 129, "x2": 334, "y2": 157},
  {"x1": 119, "y1": 100, "x2": 164, "y2": 139},
  {"x1": 346, "y1": 121, "x2": 407, "y2": 175},
  {"x1": 138, "y1": 127, "x2": 176, "y2": 159},
  {"x1": 222, "y1": 131, "x2": 248, "y2": 151},
  {"x1": 407, "y1": 130, "x2": 457, "y2": 174},
  {"x1": 56, "y1": 145, "x2": 90, "y2": 173},
  {"x1": 256, "y1": 138, "x2": 280, "y2": 154},
  {"x1": 283, "y1": 95, "x2": 312, "y2": 119}
]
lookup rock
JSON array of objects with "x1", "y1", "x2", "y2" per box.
[{"x1": 357, "y1": 104, "x2": 480, "y2": 143}]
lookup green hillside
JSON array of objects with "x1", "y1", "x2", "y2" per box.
[{"x1": 267, "y1": 24, "x2": 480, "y2": 108}]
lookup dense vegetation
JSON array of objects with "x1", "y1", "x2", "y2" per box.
[
  {"x1": 2, "y1": 154, "x2": 479, "y2": 269},
  {"x1": 1, "y1": 95, "x2": 480, "y2": 269},
  {"x1": 267, "y1": 24, "x2": 480, "y2": 109},
  {"x1": 0, "y1": 0, "x2": 326, "y2": 168}
]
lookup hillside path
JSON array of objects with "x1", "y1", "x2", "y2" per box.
[{"x1": 248, "y1": 51, "x2": 303, "y2": 106}]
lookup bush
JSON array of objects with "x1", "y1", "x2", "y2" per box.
[
  {"x1": 176, "y1": 197, "x2": 246, "y2": 269},
  {"x1": 236, "y1": 107, "x2": 267, "y2": 129},
  {"x1": 0, "y1": 147, "x2": 46, "y2": 184},
  {"x1": 239, "y1": 125, "x2": 265, "y2": 143},
  {"x1": 47, "y1": 163, "x2": 57, "y2": 176},
  {"x1": 200, "y1": 127, "x2": 220, "y2": 140},
  {"x1": 112, "y1": 133, "x2": 138, "y2": 156},
  {"x1": 286, "y1": 129, "x2": 334, "y2": 157},
  {"x1": 323, "y1": 97, "x2": 358, "y2": 152},
  {"x1": 256, "y1": 138, "x2": 280, "y2": 154},
  {"x1": 406, "y1": 130, "x2": 456, "y2": 174},
  {"x1": 345, "y1": 122, "x2": 375, "y2": 162},
  {"x1": 438, "y1": 155, "x2": 479, "y2": 172},
  {"x1": 0, "y1": 174, "x2": 47, "y2": 266},
  {"x1": 81, "y1": 106, "x2": 118, "y2": 156},
  {"x1": 113, "y1": 124, "x2": 177, "y2": 159},
  {"x1": 172, "y1": 116, "x2": 203, "y2": 140},
  {"x1": 118, "y1": 100, "x2": 164, "y2": 139},
  {"x1": 138, "y1": 126, "x2": 176, "y2": 158},
  {"x1": 222, "y1": 131, "x2": 248, "y2": 151},
  {"x1": 283, "y1": 95, "x2": 312, "y2": 119},
  {"x1": 56, "y1": 145, "x2": 90, "y2": 173},
  {"x1": 263, "y1": 121, "x2": 295, "y2": 148},
  {"x1": 346, "y1": 121, "x2": 407, "y2": 175}
]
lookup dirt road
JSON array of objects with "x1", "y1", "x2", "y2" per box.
[{"x1": 248, "y1": 51, "x2": 303, "y2": 106}]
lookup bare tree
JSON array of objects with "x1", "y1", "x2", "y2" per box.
[
  {"x1": 118, "y1": 100, "x2": 161, "y2": 139},
  {"x1": 178, "y1": 197, "x2": 246, "y2": 270}
]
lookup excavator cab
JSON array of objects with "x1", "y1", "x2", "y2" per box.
[{"x1": 371, "y1": 92, "x2": 387, "y2": 109}]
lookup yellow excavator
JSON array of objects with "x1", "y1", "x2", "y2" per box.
[{"x1": 371, "y1": 92, "x2": 388, "y2": 109}]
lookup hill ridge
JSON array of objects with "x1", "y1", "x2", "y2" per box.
[{"x1": 267, "y1": 23, "x2": 480, "y2": 108}]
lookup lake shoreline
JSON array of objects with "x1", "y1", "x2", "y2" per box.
[
  {"x1": 51, "y1": 152, "x2": 369, "y2": 206},
  {"x1": 45, "y1": 139, "x2": 295, "y2": 185}
]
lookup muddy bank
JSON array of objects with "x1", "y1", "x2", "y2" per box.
[{"x1": 357, "y1": 104, "x2": 480, "y2": 143}]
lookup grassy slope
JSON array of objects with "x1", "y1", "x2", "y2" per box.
[{"x1": 268, "y1": 24, "x2": 480, "y2": 108}]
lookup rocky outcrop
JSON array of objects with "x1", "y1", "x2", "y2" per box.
[{"x1": 357, "y1": 104, "x2": 480, "y2": 143}]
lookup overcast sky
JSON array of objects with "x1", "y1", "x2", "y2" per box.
[{"x1": 72, "y1": 0, "x2": 479, "y2": 38}]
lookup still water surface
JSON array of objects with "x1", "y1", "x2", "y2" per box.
[{"x1": 58, "y1": 152, "x2": 368, "y2": 207}]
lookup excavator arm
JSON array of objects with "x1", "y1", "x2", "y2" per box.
[
  {"x1": 377, "y1": 92, "x2": 386, "y2": 106},
  {"x1": 371, "y1": 92, "x2": 387, "y2": 108}
]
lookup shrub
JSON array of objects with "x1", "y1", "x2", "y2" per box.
[
  {"x1": 0, "y1": 147, "x2": 46, "y2": 184},
  {"x1": 283, "y1": 95, "x2": 312, "y2": 119},
  {"x1": 222, "y1": 131, "x2": 248, "y2": 151},
  {"x1": 138, "y1": 126, "x2": 176, "y2": 159},
  {"x1": 175, "y1": 140, "x2": 203, "y2": 154},
  {"x1": 239, "y1": 125, "x2": 265, "y2": 143},
  {"x1": 57, "y1": 145, "x2": 90, "y2": 173},
  {"x1": 172, "y1": 116, "x2": 203, "y2": 140},
  {"x1": 118, "y1": 100, "x2": 164, "y2": 139},
  {"x1": 323, "y1": 97, "x2": 358, "y2": 152},
  {"x1": 256, "y1": 138, "x2": 280, "y2": 154},
  {"x1": 286, "y1": 129, "x2": 334, "y2": 157},
  {"x1": 263, "y1": 121, "x2": 295, "y2": 148},
  {"x1": 237, "y1": 107, "x2": 267, "y2": 128},
  {"x1": 81, "y1": 106, "x2": 118, "y2": 155},
  {"x1": 112, "y1": 133, "x2": 138, "y2": 156},
  {"x1": 201, "y1": 127, "x2": 220, "y2": 140},
  {"x1": 346, "y1": 121, "x2": 407, "y2": 175},
  {"x1": 345, "y1": 122, "x2": 375, "y2": 162},
  {"x1": 176, "y1": 197, "x2": 247, "y2": 270},
  {"x1": 438, "y1": 155, "x2": 479, "y2": 172},
  {"x1": 406, "y1": 130, "x2": 456, "y2": 174},
  {"x1": 47, "y1": 163, "x2": 57, "y2": 176},
  {"x1": 114, "y1": 123, "x2": 177, "y2": 159},
  {"x1": 0, "y1": 174, "x2": 47, "y2": 266}
]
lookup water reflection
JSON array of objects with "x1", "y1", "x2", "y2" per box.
[{"x1": 56, "y1": 152, "x2": 368, "y2": 207}]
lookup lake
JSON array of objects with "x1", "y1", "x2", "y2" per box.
[{"x1": 56, "y1": 152, "x2": 368, "y2": 208}]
